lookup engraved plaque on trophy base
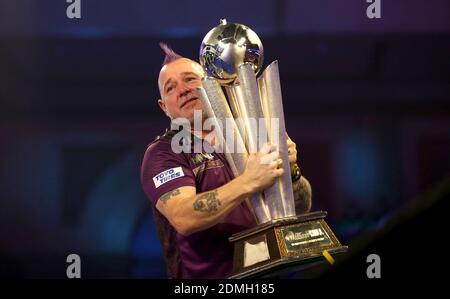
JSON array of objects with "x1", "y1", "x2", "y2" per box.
[{"x1": 228, "y1": 211, "x2": 348, "y2": 279}]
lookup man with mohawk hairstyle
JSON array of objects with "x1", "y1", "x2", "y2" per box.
[{"x1": 140, "y1": 43, "x2": 312, "y2": 279}]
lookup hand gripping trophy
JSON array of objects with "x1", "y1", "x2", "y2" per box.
[{"x1": 197, "y1": 19, "x2": 347, "y2": 278}]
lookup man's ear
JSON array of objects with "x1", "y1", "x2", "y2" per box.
[
  {"x1": 158, "y1": 99, "x2": 166, "y2": 112},
  {"x1": 158, "y1": 99, "x2": 170, "y2": 118}
]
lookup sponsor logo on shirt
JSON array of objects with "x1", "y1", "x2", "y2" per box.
[{"x1": 153, "y1": 167, "x2": 184, "y2": 188}]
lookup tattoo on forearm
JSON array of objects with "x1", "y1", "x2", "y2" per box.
[
  {"x1": 293, "y1": 177, "x2": 312, "y2": 214},
  {"x1": 193, "y1": 190, "x2": 221, "y2": 213},
  {"x1": 159, "y1": 188, "x2": 180, "y2": 201}
]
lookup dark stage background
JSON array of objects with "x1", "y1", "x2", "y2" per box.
[{"x1": 0, "y1": 0, "x2": 449, "y2": 278}]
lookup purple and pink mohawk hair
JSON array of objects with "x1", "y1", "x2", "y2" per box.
[{"x1": 159, "y1": 42, "x2": 184, "y2": 66}]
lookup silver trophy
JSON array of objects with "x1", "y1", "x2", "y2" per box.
[
  {"x1": 198, "y1": 19, "x2": 347, "y2": 278},
  {"x1": 199, "y1": 19, "x2": 295, "y2": 224}
]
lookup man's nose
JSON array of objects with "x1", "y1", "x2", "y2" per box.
[{"x1": 178, "y1": 83, "x2": 191, "y2": 98}]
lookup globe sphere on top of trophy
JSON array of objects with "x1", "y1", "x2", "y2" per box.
[{"x1": 199, "y1": 19, "x2": 264, "y2": 84}]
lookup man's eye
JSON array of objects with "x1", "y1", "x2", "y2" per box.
[
  {"x1": 166, "y1": 86, "x2": 174, "y2": 93},
  {"x1": 187, "y1": 77, "x2": 198, "y2": 82}
]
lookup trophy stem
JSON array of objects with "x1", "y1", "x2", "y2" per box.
[{"x1": 198, "y1": 83, "x2": 271, "y2": 224}]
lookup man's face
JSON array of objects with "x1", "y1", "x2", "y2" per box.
[{"x1": 158, "y1": 58, "x2": 205, "y2": 122}]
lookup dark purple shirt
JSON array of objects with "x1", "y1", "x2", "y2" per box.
[{"x1": 140, "y1": 129, "x2": 256, "y2": 279}]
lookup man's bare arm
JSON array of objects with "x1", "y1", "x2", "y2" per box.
[
  {"x1": 156, "y1": 147, "x2": 284, "y2": 236},
  {"x1": 156, "y1": 176, "x2": 253, "y2": 236}
]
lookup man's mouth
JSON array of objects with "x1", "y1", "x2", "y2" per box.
[{"x1": 180, "y1": 97, "x2": 199, "y2": 108}]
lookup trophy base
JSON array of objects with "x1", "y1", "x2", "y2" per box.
[{"x1": 228, "y1": 211, "x2": 348, "y2": 279}]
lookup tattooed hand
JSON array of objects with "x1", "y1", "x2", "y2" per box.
[
  {"x1": 293, "y1": 176, "x2": 312, "y2": 214},
  {"x1": 286, "y1": 132, "x2": 297, "y2": 167},
  {"x1": 241, "y1": 143, "x2": 284, "y2": 194}
]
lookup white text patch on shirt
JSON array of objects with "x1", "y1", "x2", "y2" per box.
[{"x1": 153, "y1": 167, "x2": 184, "y2": 188}]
